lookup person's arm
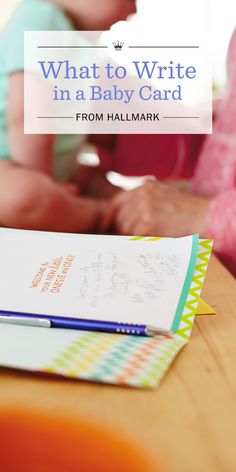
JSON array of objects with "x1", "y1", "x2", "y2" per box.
[
  {"x1": 191, "y1": 31, "x2": 236, "y2": 261},
  {"x1": 100, "y1": 181, "x2": 211, "y2": 237},
  {"x1": 8, "y1": 72, "x2": 54, "y2": 175},
  {"x1": 205, "y1": 190, "x2": 236, "y2": 258},
  {"x1": 0, "y1": 162, "x2": 105, "y2": 233}
]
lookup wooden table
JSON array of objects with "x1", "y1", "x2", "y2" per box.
[{"x1": 0, "y1": 256, "x2": 236, "y2": 472}]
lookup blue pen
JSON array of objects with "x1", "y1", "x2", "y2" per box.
[{"x1": 0, "y1": 311, "x2": 171, "y2": 337}]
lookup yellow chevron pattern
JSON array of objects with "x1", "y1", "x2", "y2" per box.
[
  {"x1": 176, "y1": 240, "x2": 213, "y2": 340},
  {"x1": 129, "y1": 236, "x2": 162, "y2": 242}
]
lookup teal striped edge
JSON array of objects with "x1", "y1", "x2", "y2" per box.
[{"x1": 171, "y1": 234, "x2": 199, "y2": 332}]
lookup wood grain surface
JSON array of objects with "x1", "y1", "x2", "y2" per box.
[{"x1": 0, "y1": 256, "x2": 236, "y2": 472}]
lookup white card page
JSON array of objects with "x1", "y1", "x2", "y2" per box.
[{"x1": 0, "y1": 229, "x2": 195, "y2": 331}]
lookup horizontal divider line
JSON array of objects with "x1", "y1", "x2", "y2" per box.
[
  {"x1": 163, "y1": 116, "x2": 200, "y2": 119},
  {"x1": 37, "y1": 116, "x2": 74, "y2": 119},
  {"x1": 37, "y1": 46, "x2": 108, "y2": 49},
  {"x1": 128, "y1": 46, "x2": 199, "y2": 49}
]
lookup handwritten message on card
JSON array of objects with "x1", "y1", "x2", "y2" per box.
[{"x1": 0, "y1": 230, "x2": 195, "y2": 331}]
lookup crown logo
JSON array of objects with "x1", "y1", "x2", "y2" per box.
[{"x1": 112, "y1": 40, "x2": 124, "y2": 51}]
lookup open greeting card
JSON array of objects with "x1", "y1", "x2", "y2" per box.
[{"x1": 0, "y1": 229, "x2": 213, "y2": 388}]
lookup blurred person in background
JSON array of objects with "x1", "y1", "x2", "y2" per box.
[
  {"x1": 100, "y1": 29, "x2": 236, "y2": 275},
  {"x1": 0, "y1": 0, "x2": 136, "y2": 232}
]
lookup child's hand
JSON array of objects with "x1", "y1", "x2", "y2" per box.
[
  {"x1": 95, "y1": 199, "x2": 110, "y2": 233},
  {"x1": 100, "y1": 181, "x2": 211, "y2": 238},
  {"x1": 58, "y1": 181, "x2": 80, "y2": 196},
  {"x1": 99, "y1": 190, "x2": 126, "y2": 233},
  {"x1": 77, "y1": 197, "x2": 109, "y2": 234}
]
